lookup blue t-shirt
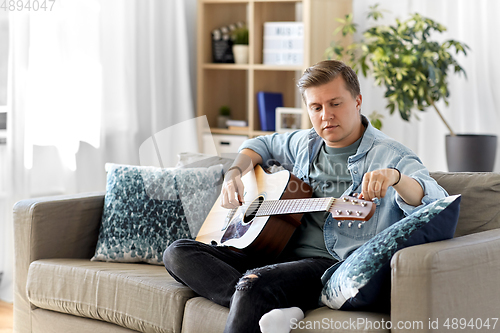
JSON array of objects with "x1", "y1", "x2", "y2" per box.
[{"x1": 288, "y1": 138, "x2": 362, "y2": 259}]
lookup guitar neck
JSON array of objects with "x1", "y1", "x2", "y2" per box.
[{"x1": 256, "y1": 198, "x2": 334, "y2": 217}]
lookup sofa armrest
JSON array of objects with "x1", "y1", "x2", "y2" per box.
[
  {"x1": 390, "y1": 229, "x2": 500, "y2": 333},
  {"x1": 13, "y1": 192, "x2": 105, "y2": 333}
]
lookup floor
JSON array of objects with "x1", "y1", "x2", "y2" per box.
[{"x1": 0, "y1": 301, "x2": 13, "y2": 333}]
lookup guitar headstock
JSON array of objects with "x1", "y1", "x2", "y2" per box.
[{"x1": 328, "y1": 195, "x2": 376, "y2": 221}]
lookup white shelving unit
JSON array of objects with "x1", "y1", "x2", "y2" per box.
[{"x1": 196, "y1": 0, "x2": 353, "y2": 144}]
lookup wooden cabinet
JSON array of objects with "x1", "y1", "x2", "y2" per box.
[{"x1": 196, "y1": 0, "x2": 352, "y2": 145}]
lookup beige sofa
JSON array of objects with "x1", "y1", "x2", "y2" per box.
[{"x1": 14, "y1": 172, "x2": 500, "y2": 333}]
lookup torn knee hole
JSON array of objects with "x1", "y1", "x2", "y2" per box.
[{"x1": 236, "y1": 273, "x2": 259, "y2": 291}]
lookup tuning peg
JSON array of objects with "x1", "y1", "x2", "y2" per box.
[
  {"x1": 356, "y1": 211, "x2": 362, "y2": 216},
  {"x1": 351, "y1": 199, "x2": 358, "y2": 205},
  {"x1": 348, "y1": 221, "x2": 353, "y2": 228},
  {"x1": 335, "y1": 210, "x2": 342, "y2": 215},
  {"x1": 337, "y1": 221, "x2": 343, "y2": 228},
  {"x1": 361, "y1": 202, "x2": 367, "y2": 207},
  {"x1": 346, "y1": 210, "x2": 352, "y2": 215}
]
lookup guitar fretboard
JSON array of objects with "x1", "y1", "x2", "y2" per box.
[{"x1": 256, "y1": 198, "x2": 334, "y2": 217}]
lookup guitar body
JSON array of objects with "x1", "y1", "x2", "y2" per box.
[{"x1": 196, "y1": 165, "x2": 312, "y2": 258}]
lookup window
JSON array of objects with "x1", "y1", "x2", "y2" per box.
[{"x1": 0, "y1": 10, "x2": 8, "y2": 107}]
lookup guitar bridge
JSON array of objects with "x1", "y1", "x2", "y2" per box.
[{"x1": 222, "y1": 208, "x2": 238, "y2": 231}]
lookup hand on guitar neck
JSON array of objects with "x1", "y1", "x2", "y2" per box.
[{"x1": 221, "y1": 149, "x2": 263, "y2": 209}]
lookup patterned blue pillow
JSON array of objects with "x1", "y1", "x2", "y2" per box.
[
  {"x1": 320, "y1": 195, "x2": 461, "y2": 311},
  {"x1": 91, "y1": 163, "x2": 223, "y2": 265}
]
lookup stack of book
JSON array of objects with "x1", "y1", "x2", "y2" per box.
[
  {"x1": 263, "y1": 22, "x2": 304, "y2": 65},
  {"x1": 226, "y1": 120, "x2": 249, "y2": 131}
]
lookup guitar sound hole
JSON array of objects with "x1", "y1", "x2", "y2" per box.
[{"x1": 243, "y1": 196, "x2": 264, "y2": 224}]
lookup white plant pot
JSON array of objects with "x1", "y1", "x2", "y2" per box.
[
  {"x1": 217, "y1": 115, "x2": 230, "y2": 128},
  {"x1": 232, "y1": 45, "x2": 249, "y2": 64}
]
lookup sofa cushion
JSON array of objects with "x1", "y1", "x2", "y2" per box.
[
  {"x1": 91, "y1": 163, "x2": 223, "y2": 265},
  {"x1": 293, "y1": 307, "x2": 391, "y2": 333},
  {"x1": 26, "y1": 259, "x2": 197, "y2": 333},
  {"x1": 430, "y1": 172, "x2": 500, "y2": 237},
  {"x1": 180, "y1": 297, "x2": 391, "y2": 333},
  {"x1": 320, "y1": 195, "x2": 461, "y2": 311},
  {"x1": 32, "y1": 308, "x2": 138, "y2": 333}
]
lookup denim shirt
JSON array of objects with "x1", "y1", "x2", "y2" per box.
[{"x1": 239, "y1": 116, "x2": 448, "y2": 261}]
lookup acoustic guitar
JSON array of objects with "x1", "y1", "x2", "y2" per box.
[{"x1": 196, "y1": 165, "x2": 376, "y2": 258}]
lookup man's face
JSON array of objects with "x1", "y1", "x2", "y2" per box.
[{"x1": 304, "y1": 76, "x2": 363, "y2": 148}]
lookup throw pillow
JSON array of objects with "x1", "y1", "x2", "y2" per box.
[
  {"x1": 320, "y1": 194, "x2": 461, "y2": 312},
  {"x1": 91, "y1": 163, "x2": 223, "y2": 265}
]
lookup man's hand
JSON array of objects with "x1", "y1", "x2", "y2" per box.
[
  {"x1": 359, "y1": 168, "x2": 424, "y2": 207},
  {"x1": 220, "y1": 149, "x2": 263, "y2": 209},
  {"x1": 359, "y1": 168, "x2": 400, "y2": 202},
  {"x1": 221, "y1": 169, "x2": 245, "y2": 209}
]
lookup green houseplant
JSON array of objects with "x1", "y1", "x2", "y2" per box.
[
  {"x1": 217, "y1": 105, "x2": 231, "y2": 128},
  {"x1": 326, "y1": 5, "x2": 497, "y2": 172},
  {"x1": 232, "y1": 26, "x2": 249, "y2": 64},
  {"x1": 326, "y1": 4, "x2": 469, "y2": 136}
]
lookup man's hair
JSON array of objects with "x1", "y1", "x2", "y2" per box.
[{"x1": 297, "y1": 60, "x2": 360, "y2": 102}]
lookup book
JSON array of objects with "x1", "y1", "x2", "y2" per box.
[
  {"x1": 257, "y1": 91, "x2": 283, "y2": 131},
  {"x1": 226, "y1": 119, "x2": 248, "y2": 127}
]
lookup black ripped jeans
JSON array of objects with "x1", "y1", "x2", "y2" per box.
[{"x1": 163, "y1": 239, "x2": 336, "y2": 333}]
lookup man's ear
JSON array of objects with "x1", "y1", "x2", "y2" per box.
[{"x1": 356, "y1": 94, "x2": 363, "y2": 112}]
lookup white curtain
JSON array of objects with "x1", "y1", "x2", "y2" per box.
[
  {"x1": 353, "y1": 0, "x2": 500, "y2": 172},
  {"x1": 0, "y1": 0, "x2": 197, "y2": 302}
]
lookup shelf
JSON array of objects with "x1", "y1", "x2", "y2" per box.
[
  {"x1": 203, "y1": 63, "x2": 250, "y2": 70},
  {"x1": 203, "y1": 0, "x2": 249, "y2": 3},
  {"x1": 254, "y1": 0, "x2": 301, "y2": 2},
  {"x1": 251, "y1": 130, "x2": 276, "y2": 137},
  {"x1": 203, "y1": 0, "x2": 302, "y2": 4},
  {"x1": 209, "y1": 128, "x2": 250, "y2": 136},
  {"x1": 197, "y1": 0, "x2": 352, "y2": 153},
  {"x1": 203, "y1": 63, "x2": 303, "y2": 71},
  {"x1": 252, "y1": 64, "x2": 303, "y2": 71}
]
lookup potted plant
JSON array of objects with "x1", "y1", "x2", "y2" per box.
[
  {"x1": 217, "y1": 105, "x2": 231, "y2": 128},
  {"x1": 231, "y1": 25, "x2": 249, "y2": 64},
  {"x1": 326, "y1": 4, "x2": 497, "y2": 172}
]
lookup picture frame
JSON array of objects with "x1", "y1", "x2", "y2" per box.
[{"x1": 275, "y1": 107, "x2": 303, "y2": 133}]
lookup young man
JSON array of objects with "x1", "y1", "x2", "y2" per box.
[{"x1": 164, "y1": 60, "x2": 447, "y2": 333}]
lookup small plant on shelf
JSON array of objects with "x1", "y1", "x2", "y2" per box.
[
  {"x1": 219, "y1": 105, "x2": 231, "y2": 117},
  {"x1": 231, "y1": 24, "x2": 249, "y2": 64},
  {"x1": 232, "y1": 26, "x2": 249, "y2": 45},
  {"x1": 217, "y1": 105, "x2": 231, "y2": 128}
]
